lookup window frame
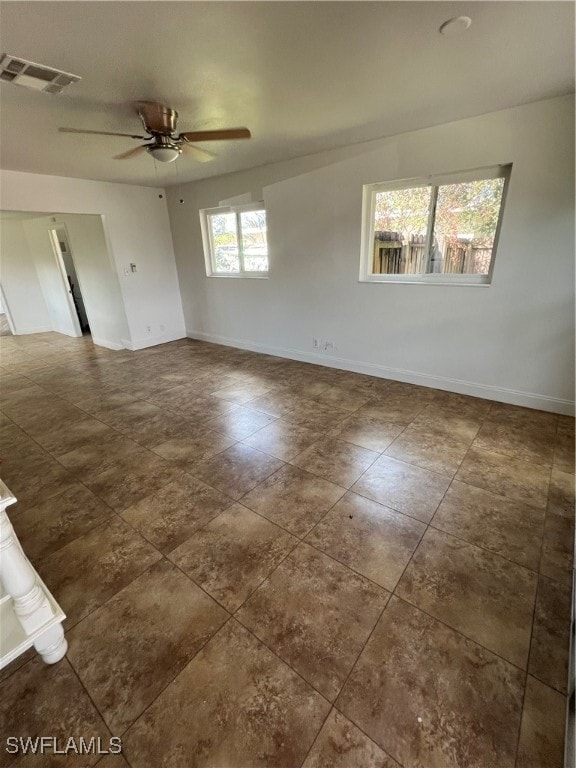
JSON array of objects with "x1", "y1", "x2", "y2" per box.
[
  {"x1": 200, "y1": 202, "x2": 269, "y2": 278},
  {"x1": 359, "y1": 164, "x2": 511, "y2": 286}
]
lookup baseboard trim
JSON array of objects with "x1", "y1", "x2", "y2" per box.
[
  {"x1": 187, "y1": 329, "x2": 575, "y2": 416},
  {"x1": 122, "y1": 331, "x2": 187, "y2": 352},
  {"x1": 12, "y1": 325, "x2": 53, "y2": 335},
  {"x1": 92, "y1": 337, "x2": 124, "y2": 351}
]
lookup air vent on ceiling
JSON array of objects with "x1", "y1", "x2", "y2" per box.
[{"x1": 0, "y1": 54, "x2": 81, "y2": 93}]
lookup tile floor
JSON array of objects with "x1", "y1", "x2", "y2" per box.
[{"x1": 0, "y1": 332, "x2": 573, "y2": 768}]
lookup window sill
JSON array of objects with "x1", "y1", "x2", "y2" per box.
[
  {"x1": 359, "y1": 274, "x2": 491, "y2": 287},
  {"x1": 206, "y1": 273, "x2": 269, "y2": 279}
]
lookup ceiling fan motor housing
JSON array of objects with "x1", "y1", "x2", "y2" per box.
[{"x1": 137, "y1": 101, "x2": 179, "y2": 135}]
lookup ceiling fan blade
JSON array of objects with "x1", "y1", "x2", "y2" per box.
[
  {"x1": 179, "y1": 127, "x2": 251, "y2": 142},
  {"x1": 180, "y1": 143, "x2": 215, "y2": 163},
  {"x1": 59, "y1": 127, "x2": 147, "y2": 139},
  {"x1": 135, "y1": 101, "x2": 178, "y2": 134},
  {"x1": 113, "y1": 145, "x2": 149, "y2": 160}
]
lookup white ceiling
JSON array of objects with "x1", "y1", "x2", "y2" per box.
[{"x1": 0, "y1": 1, "x2": 573, "y2": 188}]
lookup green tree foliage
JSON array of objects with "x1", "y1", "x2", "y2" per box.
[{"x1": 374, "y1": 178, "x2": 504, "y2": 247}]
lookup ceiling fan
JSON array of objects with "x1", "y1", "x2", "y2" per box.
[{"x1": 59, "y1": 101, "x2": 251, "y2": 163}]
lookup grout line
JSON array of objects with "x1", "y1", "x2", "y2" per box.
[
  {"x1": 296, "y1": 705, "x2": 336, "y2": 768},
  {"x1": 232, "y1": 614, "x2": 334, "y2": 707},
  {"x1": 1, "y1": 335, "x2": 572, "y2": 767}
]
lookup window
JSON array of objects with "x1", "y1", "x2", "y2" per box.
[
  {"x1": 360, "y1": 165, "x2": 510, "y2": 285},
  {"x1": 200, "y1": 203, "x2": 269, "y2": 277}
]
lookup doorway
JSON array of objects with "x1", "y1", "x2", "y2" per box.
[
  {"x1": 0, "y1": 286, "x2": 15, "y2": 336},
  {"x1": 48, "y1": 228, "x2": 90, "y2": 334}
]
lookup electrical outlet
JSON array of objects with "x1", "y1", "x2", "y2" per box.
[
  {"x1": 312, "y1": 338, "x2": 319, "y2": 349},
  {"x1": 324, "y1": 341, "x2": 335, "y2": 351},
  {"x1": 145, "y1": 325, "x2": 151, "y2": 334}
]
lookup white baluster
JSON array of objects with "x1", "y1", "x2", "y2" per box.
[{"x1": 0, "y1": 482, "x2": 67, "y2": 666}]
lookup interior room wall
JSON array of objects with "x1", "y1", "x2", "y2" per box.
[
  {"x1": 45, "y1": 214, "x2": 130, "y2": 349},
  {"x1": 167, "y1": 95, "x2": 575, "y2": 414},
  {"x1": 0, "y1": 172, "x2": 186, "y2": 350},
  {"x1": 0, "y1": 219, "x2": 52, "y2": 334}
]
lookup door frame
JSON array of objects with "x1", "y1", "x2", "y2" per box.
[
  {"x1": 47, "y1": 226, "x2": 82, "y2": 337},
  {"x1": 0, "y1": 283, "x2": 16, "y2": 335}
]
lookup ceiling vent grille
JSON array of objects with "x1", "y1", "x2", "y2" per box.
[{"x1": 0, "y1": 54, "x2": 81, "y2": 93}]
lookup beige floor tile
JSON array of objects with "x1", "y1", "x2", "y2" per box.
[
  {"x1": 11, "y1": 483, "x2": 114, "y2": 561},
  {"x1": 122, "y1": 619, "x2": 331, "y2": 768},
  {"x1": 246, "y1": 390, "x2": 305, "y2": 417},
  {"x1": 237, "y1": 543, "x2": 389, "y2": 700},
  {"x1": 210, "y1": 381, "x2": 273, "y2": 404},
  {"x1": 356, "y1": 396, "x2": 426, "y2": 426},
  {"x1": 1, "y1": 335, "x2": 571, "y2": 768},
  {"x1": 190, "y1": 442, "x2": 284, "y2": 499},
  {"x1": 428, "y1": 391, "x2": 493, "y2": 418},
  {"x1": 291, "y1": 437, "x2": 379, "y2": 488},
  {"x1": 396, "y1": 527, "x2": 537, "y2": 667},
  {"x1": 117, "y1": 409, "x2": 203, "y2": 448},
  {"x1": 385, "y1": 426, "x2": 470, "y2": 476},
  {"x1": 203, "y1": 404, "x2": 277, "y2": 439},
  {"x1": 529, "y1": 575, "x2": 572, "y2": 693},
  {"x1": 91, "y1": 399, "x2": 164, "y2": 429},
  {"x1": 169, "y1": 503, "x2": 297, "y2": 610},
  {"x1": 67, "y1": 560, "x2": 227, "y2": 733},
  {"x1": 540, "y1": 511, "x2": 574, "y2": 585},
  {"x1": 94, "y1": 755, "x2": 130, "y2": 768},
  {"x1": 548, "y1": 467, "x2": 575, "y2": 518},
  {"x1": 84, "y1": 451, "x2": 184, "y2": 511},
  {"x1": 302, "y1": 709, "x2": 400, "y2": 768},
  {"x1": 410, "y1": 404, "x2": 482, "y2": 441},
  {"x1": 351, "y1": 454, "x2": 450, "y2": 523},
  {"x1": 121, "y1": 473, "x2": 233, "y2": 553},
  {"x1": 516, "y1": 676, "x2": 566, "y2": 768},
  {"x1": 455, "y1": 447, "x2": 551, "y2": 508},
  {"x1": 327, "y1": 413, "x2": 403, "y2": 452},
  {"x1": 243, "y1": 418, "x2": 322, "y2": 461},
  {"x1": 151, "y1": 428, "x2": 236, "y2": 468},
  {"x1": 31, "y1": 416, "x2": 119, "y2": 456},
  {"x1": 37, "y1": 517, "x2": 162, "y2": 626},
  {"x1": 473, "y1": 420, "x2": 556, "y2": 465},
  {"x1": 283, "y1": 399, "x2": 350, "y2": 431},
  {"x1": 431, "y1": 480, "x2": 545, "y2": 569},
  {"x1": 0, "y1": 451, "x2": 77, "y2": 505},
  {"x1": 56, "y1": 433, "x2": 148, "y2": 481},
  {"x1": 554, "y1": 424, "x2": 575, "y2": 474},
  {"x1": 74, "y1": 389, "x2": 140, "y2": 415},
  {"x1": 336, "y1": 597, "x2": 524, "y2": 768},
  {"x1": 0, "y1": 657, "x2": 110, "y2": 768},
  {"x1": 242, "y1": 464, "x2": 345, "y2": 537},
  {"x1": 307, "y1": 492, "x2": 425, "y2": 590},
  {"x1": 308, "y1": 384, "x2": 372, "y2": 412},
  {"x1": 487, "y1": 402, "x2": 558, "y2": 432}
]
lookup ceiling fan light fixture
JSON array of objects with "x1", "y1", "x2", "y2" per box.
[{"x1": 147, "y1": 145, "x2": 181, "y2": 163}]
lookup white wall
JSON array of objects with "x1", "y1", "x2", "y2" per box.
[
  {"x1": 47, "y1": 214, "x2": 130, "y2": 349},
  {"x1": 0, "y1": 220, "x2": 52, "y2": 334},
  {"x1": 22, "y1": 218, "x2": 81, "y2": 337},
  {"x1": 167, "y1": 95, "x2": 575, "y2": 414},
  {"x1": 0, "y1": 172, "x2": 186, "y2": 350}
]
